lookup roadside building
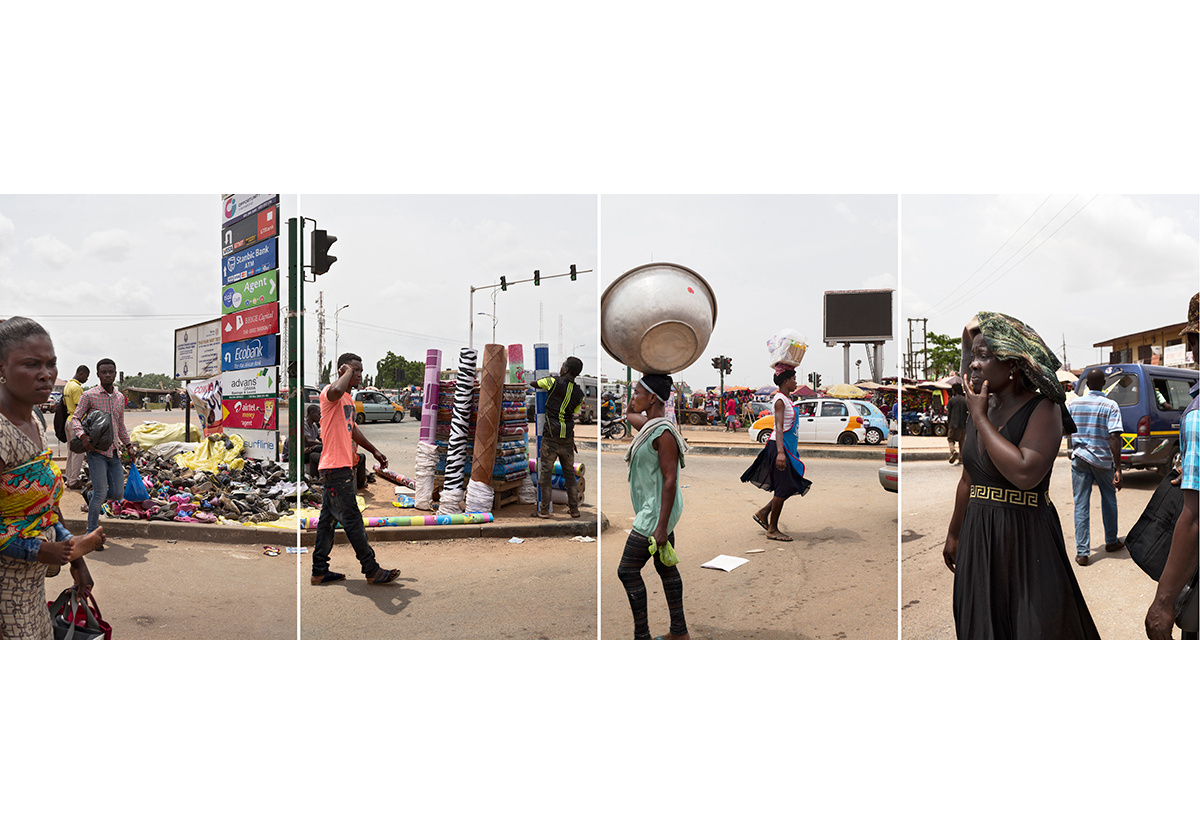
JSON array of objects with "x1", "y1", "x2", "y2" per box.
[{"x1": 1092, "y1": 319, "x2": 1195, "y2": 370}]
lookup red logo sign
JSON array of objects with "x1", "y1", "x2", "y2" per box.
[
  {"x1": 222, "y1": 302, "x2": 279, "y2": 342},
  {"x1": 223, "y1": 398, "x2": 277, "y2": 431},
  {"x1": 257, "y1": 205, "x2": 276, "y2": 240}
]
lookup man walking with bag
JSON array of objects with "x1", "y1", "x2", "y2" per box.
[
  {"x1": 71, "y1": 358, "x2": 130, "y2": 544},
  {"x1": 1067, "y1": 367, "x2": 1125, "y2": 566}
]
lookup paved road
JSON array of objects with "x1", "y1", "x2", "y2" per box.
[
  {"x1": 600, "y1": 450, "x2": 898, "y2": 640},
  {"x1": 44, "y1": 537, "x2": 296, "y2": 639},
  {"x1": 300, "y1": 536, "x2": 597, "y2": 640},
  {"x1": 900, "y1": 456, "x2": 1173, "y2": 640}
]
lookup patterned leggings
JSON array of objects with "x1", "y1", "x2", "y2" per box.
[{"x1": 617, "y1": 531, "x2": 687, "y2": 640}]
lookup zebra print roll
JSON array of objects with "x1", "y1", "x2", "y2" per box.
[{"x1": 442, "y1": 348, "x2": 477, "y2": 495}]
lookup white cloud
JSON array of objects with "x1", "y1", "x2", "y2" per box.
[
  {"x1": 82, "y1": 228, "x2": 134, "y2": 262},
  {"x1": 159, "y1": 217, "x2": 198, "y2": 236},
  {"x1": 861, "y1": 271, "x2": 896, "y2": 289},
  {"x1": 26, "y1": 234, "x2": 76, "y2": 269},
  {"x1": 834, "y1": 201, "x2": 858, "y2": 223}
]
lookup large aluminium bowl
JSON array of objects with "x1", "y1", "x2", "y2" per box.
[{"x1": 601, "y1": 262, "x2": 718, "y2": 374}]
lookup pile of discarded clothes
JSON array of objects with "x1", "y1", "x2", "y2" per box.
[{"x1": 81, "y1": 435, "x2": 297, "y2": 525}]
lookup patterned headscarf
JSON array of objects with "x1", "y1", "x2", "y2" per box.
[{"x1": 963, "y1": 311, "x2": 1075, "y2": 433}]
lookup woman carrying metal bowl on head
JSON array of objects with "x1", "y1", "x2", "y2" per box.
[
  {"x1": 616, "y1": 374, "x2": 690, "y2": 640},
  {"x1": 943, "y1": 311, "x2": 1098, "y2": 639},
  {"x1": 741, "y1": 364, "x2": 812, "y2": 542},
  {"x1": 0, "y1": 317, "x2": 105, "y2": 639}
]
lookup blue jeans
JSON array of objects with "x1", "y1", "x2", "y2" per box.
[
  {"x1": 1071, "y1": 458, "x2": 1118, "y2": 556},
  {"x1": 311, "y1": 468, "x2": 379, "y2": 577},
  {"x1": 86, "y1": 451, "x2": 125, "y2": 533}
]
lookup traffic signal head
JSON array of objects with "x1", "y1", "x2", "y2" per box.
[
  {"x1": 533, "y1": 269, "x2": 540, "y2": 287},
  {"x1": 724, "y1": 357, "x2": 732, "y2": 374},
  {"x1": 570, "y1": 264, "x2": 577, "y2": 281},
  {"x1": 712, "y1": 356, "x2": 720, "y2": 370},
  {"x1": 500, "y1": 275, "x2": 507, "y2": 291},
  {"x1": 311, "y1": 229, "x2": 337, "y2": 275}
]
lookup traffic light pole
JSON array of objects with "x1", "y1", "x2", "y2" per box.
[
  {"x1": 287, "y1": 217, "x2": 302, "y2": 481},
  {"x1": 467, "y1": 266, "x2": 592, "y2": 349}
]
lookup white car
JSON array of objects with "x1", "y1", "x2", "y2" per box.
[{"x1": 747, "y1": 398, "x2": 867, "y2": 445}]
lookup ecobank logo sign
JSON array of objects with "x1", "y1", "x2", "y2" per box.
[{"x1": 221, "y1": 335, "x2": 278, "y2": 372}]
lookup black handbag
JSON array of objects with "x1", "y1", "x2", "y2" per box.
[
  {"x1": 47, "y1": 588, "x2": 110, "y2": 640},
  {"x1": 1126, "y1": 475, "x2": 1183, "y2": 582}
]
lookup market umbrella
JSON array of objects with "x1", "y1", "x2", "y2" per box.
[
  {"x1": 754, "y1": 385, "x2": 775, "y2": 396},
  {"x1": 1056, "y1": 369, "x2": 1078, "y2": 384},
  {"x1": 826, "y1": 383, "x2": 866, "y2": 399}
]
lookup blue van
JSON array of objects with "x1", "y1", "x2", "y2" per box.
[{"x1": 1074, "y1": 363, "x2": 1198, "y2": 476}]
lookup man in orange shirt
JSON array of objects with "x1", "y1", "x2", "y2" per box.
[{"x1": 310, "y1": 353, "x2": 400, "y2": 586}]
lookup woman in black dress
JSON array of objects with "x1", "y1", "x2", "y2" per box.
[{"x1": 943, "y1": 312, "x2": 1099, "y2": 639}]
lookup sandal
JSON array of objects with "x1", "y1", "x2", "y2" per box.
[
  {"x1": 766, "y1": 532, "x2": 793, "y2": 542},
  {"x1": 310, "y1": 571, "x2": 346, "y2": 585},
  {"x1": 366, "y1": 568, "x2": 400, "y2": 585},
  {"x1": 569, "y1": 510, "x2": 580, "y2": 518},
  {"x1": 530, "y1": 511, "x2": 550, "y2": 519},
  {"x1": 752, "y1": 514, "x2": 768, "y2": 531}
]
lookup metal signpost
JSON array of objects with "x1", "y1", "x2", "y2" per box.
[{"x1": 221, "y1": 195, "x2": 281, "y2": 461}]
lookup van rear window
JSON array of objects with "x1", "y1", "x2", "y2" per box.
[{"x1": 1101, "y1": 373, "x2": 1139, "y2": 407}]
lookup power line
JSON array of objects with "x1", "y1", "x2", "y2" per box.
[{"x1": 926, "y1": 195, "x2": 1083, "y2": 319}]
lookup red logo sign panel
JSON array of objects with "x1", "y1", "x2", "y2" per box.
[
  {"x1": 257, "y1": 204, "x2": 277, "y2": 240},
  {"x1": 222, "y1": 302, "x2": 279, "y2": 342},
  {"x1": 223, "y1": 398, "x2": 277, "y2": 431}
]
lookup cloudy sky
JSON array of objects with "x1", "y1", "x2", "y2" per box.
[
  {"x1": 296, "y1": 195, "x2": 597, "y2": 385},
  {"x1": 599, "y1": 195, "x2": 899, "y2": 392},
  {"x1": 0, "y1": 194, "x2": 297, "y2": 382},
  {"x1": 901, "y1": 195, "x2": 1199, "y2": 372}
]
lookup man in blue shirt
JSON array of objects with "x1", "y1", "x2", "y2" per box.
[{"x1": 1066, "y1": 368, "x2": 1124, "y2": 566}]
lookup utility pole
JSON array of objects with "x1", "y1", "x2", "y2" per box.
[
  {"x1": 906, "y1": 317, "x2": 928, "y2": 378},
  {"x1": 316, "y1": 292, "x2": 326, "y2": 382}
]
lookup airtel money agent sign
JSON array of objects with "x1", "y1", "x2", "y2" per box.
[
  {"x1": 222, "y1": 302, "x2": 279, "y2": 342},
  {"x1": 222, "y1": 397, "x2": 277, "y2": 431},
  {"x1": 222, "y1": 335, "x2": 278, "y2": 372}
]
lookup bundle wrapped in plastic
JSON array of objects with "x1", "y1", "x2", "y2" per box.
[
  {"x1": 412, "y1": 441, "x2": 439, "y2": 511},
  {"x1": 518, "y1": 474, "x2": 537, "y2": 504},
  {"x1": 766, "y1": 329, "x2": 807, "y2": 370},
  {"x1": 465, "y1": 479, "x2": 494, "y2": 514},
  {"x1": 173, "y1": 433, "x2": 246, "y2": 473},
  {"x1": 130, "y1": 421, "x2": 202, "y2": 448}
]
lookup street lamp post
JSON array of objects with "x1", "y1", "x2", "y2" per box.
[{"x1": 334, "y1": 304, "x2": 349, "y2": 368}]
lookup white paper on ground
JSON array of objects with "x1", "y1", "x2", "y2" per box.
[
  {"x1": 569, "y1": 536, "x2": 596, "y2": 542},
  {"x1": 700, "y1": 554, "x2": 750, "y2": 572},
  {"x1": 508, "y1": 537, "x2": 524, "y2": 544}
]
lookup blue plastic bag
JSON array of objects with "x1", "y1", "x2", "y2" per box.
[{"x1": 123, "y1": 462, "x2": 150, "y2": 502}]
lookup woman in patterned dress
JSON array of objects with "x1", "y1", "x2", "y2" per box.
[{"x1": 0, "y1": 317, "x2": 103, "y2": 639}]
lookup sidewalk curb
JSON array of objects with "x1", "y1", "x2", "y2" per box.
[
  {"x1": 298, "y1": 515, "x2": 599, "y2": 543},
  {"x1": 62, "y1": 516, "x2": 294, "y2": 545}
]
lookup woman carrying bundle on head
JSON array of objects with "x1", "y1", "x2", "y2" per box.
[
  {"x1": 616, "y1": 373, "x2": 690, "y2": 640},
  {"x1": 0, "y1": 317, "x2": 104, "y2": 639},
  {"x1": 943, "y1": 311, "x2": 1099, "y2": 640},
  {"x1": 741, "y1": 364, "x2": 812, "y2": 542}
]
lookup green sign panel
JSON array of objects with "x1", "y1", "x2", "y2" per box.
[{"x1": 221, "y1": 270, "x2": 279, "y2": 314}]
